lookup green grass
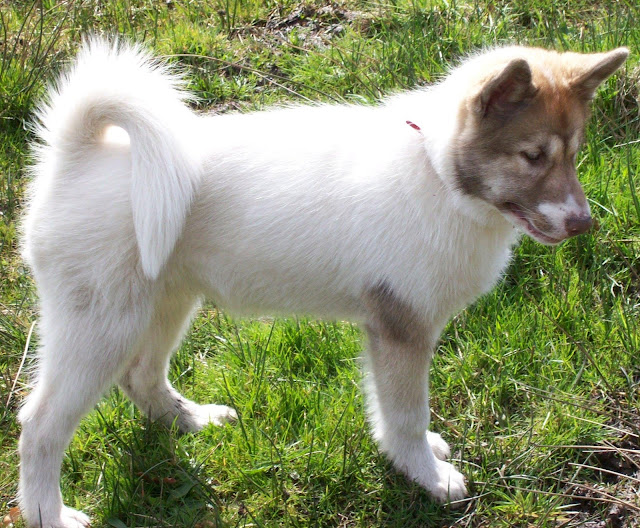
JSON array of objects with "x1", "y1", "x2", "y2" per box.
[{"x1": 1, "y1": 0, "x2": 639, "y2": 526}]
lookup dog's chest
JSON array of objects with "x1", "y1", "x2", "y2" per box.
[{"x1": 412, "y1": 221, "x2": 516, "y2": 319}]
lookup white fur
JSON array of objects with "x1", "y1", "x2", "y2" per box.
[
  {"x1": 25, "y1": 39, "x2": 201, "y2": 280},
  {"x1": 17, "y1": 39, "x2": 535, "y2": 527},
  {"x1": 537, "y1": 193, "x2": 591, "y2": 232}
]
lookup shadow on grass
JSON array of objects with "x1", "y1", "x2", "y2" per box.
[{"x1": 92, "y1": 407, "x2": 467, "y2": 528}]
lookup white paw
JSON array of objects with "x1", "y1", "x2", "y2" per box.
[
  {"x1": 387, "y1": 438, "x2": 468, "y2": 506},
  {"x1": 427, "y1": 431, "x2": 450, "y2": 461},
  {"x1": 184, "y1": 403, "x2": 238, "y2": 431},
  {"x1": 428, "y1": 459, "x2": 468, "y2": 504},
  {"x1": 28, "y1": 506, "x2": 91, "y2": 528},
  {"x1": 61, "y1": 507, "x2": 91, "y2": 528}
]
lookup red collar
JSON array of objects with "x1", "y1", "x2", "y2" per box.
[{"x1": 406, "y1": 120, "x2": 422, "y2": 133}]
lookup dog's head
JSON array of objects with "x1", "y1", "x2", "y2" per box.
[{"x1": 452, "y1": 46, "x2": 628, "y2": 244}]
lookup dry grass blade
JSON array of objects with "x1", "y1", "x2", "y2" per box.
[
  {"x1": 488, "y1": 481, "x2": 640, "y2": 512},
  {"x1": 565, "y1": 414, "x2": 639, "y2": 439},
  {"x1": 536, "y1": 444, "x2": 640, "y2": 456},
  {"x1": 569, "y1": 462, "x2": 640, "y2": 485},
  {"x1": 168, "y1": 52, "x2": 334, "y2": 103},
  {"x1": 2, "y1": 320, "x2": 34, "y2": 421}
]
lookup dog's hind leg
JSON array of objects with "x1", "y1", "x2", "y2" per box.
[
  {"x1": 18, "y1": 297, "x2": 150, "y2": 528},
  {"x1": 119, "y1": 291, "x2": 237, "y2": 433}
]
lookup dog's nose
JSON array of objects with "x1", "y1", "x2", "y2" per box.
[{"x1": 565, "y1": 214, "x2": 593, "y2": 236}]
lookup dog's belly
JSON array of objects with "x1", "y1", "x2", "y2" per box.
[
  {"x1": 203, "y1": 273, "x2": 363, "y2": 320},
  {"x1": 182, "y1": 242, "x2": 368, "y2": 320},
  {"x1": 177, "y1": 217, "x2": 515, "y2": 327}
]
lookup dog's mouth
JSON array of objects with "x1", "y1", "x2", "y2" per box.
[{"x1": 500, "y1": 202, "x2": 564, "y2": 245}]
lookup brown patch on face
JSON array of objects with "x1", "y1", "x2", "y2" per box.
[
  {"x1": 452, "y1": 101, "x2": 488, "y2": 200},
  {"x1": 454, "y1": 157, "x2": 491, "y2": 199},
  {"x1": 504, "y1": 86, "x2": 589, "y2": 216},
  {"x1": 363, "y1": 282, "x2": 426, "y2": 345},
  {"x1": 452, "y1": 49, "x2": 593, "y2": 211}
]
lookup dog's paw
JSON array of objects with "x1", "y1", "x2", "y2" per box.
[
  {"x1": 427, "y1": 431, "x2": 450, "y2": 461},
  {"x1": 427, "y1": 460, "x2": 468, "y2": 505},
  {"x1": 199, "y1": 404, "x2": 238, "y2": 426},
  {"x1": 27, "y1": 506, "x2": 91, "y2": 528},
  {"x1": 389, "y1": 438, "x2": 468, "y2": 506},
  {"x1": 60, "y1": 507, "x2": 91, "y2": 528},
  {"x1": 182, "y1": 403, "x2": 238, "y2": 432}
]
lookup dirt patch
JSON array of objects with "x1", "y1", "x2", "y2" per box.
[
  {"x1": 563, "y1": 393, "x2": 640, "y2": 527},
  {"x1": 240, "y1": 3, "x2": 371, "y2": 49}
]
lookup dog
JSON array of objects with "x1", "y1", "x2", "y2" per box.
[{"x1": 18, "y1": 38, "x2": 627, "y2": 527}]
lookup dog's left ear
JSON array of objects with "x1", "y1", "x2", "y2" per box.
[
  {"x1": 474, "y1": 59, "x2": 538, "y2": 118},
  {"x1": 570, "y1": 47, "x2": 629, "y2": 99}
]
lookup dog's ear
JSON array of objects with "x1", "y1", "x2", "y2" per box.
[
  {"x1": 473, "y1": 59, "x2": 537, "y2": 118},
  {"x1": 569, "y1": 47, "x2": 629, "y2": 100}
]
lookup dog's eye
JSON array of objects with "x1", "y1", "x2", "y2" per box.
[{"x1": 521, "y1": 150, "x2": 543, "y2": 163}]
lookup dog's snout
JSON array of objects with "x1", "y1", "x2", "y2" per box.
[{"x1": 565, "y1": 214, "x2": 593, "y2": 236}]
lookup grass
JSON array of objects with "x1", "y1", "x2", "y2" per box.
[{"x1": 1, "y1": 0, "x2": 639, "y2": 526}]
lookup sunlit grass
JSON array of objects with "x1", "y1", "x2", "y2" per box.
[{"x1": 0, "y1": 1, "x2": 638, "y2": 526}]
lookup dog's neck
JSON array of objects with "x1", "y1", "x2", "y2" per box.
[{"x1": 393, "y1": 83, "x2": 511, "y2": 233}]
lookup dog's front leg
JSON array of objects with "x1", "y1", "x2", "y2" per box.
[{"x1": 363, "y1": 285, "x2": 467, "y2": 504}]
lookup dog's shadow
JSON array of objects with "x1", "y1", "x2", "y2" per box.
[
  {"x1": 82, "y1": 398, "x2": 466, "y2": 528},
  {"x1": 77, "y1": 405, "x2": 225, "y2": 528}
]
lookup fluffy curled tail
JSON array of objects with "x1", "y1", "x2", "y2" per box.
[{"x1": 34, "y1": 37, "x2": 200, "y2": 280}]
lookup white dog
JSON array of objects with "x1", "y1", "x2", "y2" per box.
[{"x1": 18, "y1": 38, "x2": 627, "y2": 527}]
